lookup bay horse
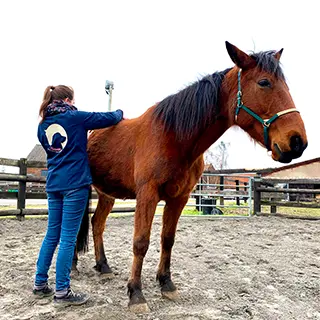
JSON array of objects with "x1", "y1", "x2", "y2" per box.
[{"x1": 76, "y1": 41, "x2": 308, "y2": 313}]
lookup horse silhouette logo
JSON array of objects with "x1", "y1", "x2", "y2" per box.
[{"x1": 44, "y1": 124, "x2": 68, "y2": 153}]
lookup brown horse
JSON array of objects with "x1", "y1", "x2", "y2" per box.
[{"x1": 76, "y1": 41, "x2": 308, "y2": 313}]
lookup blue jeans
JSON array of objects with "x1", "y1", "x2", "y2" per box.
[{"x1": 35, "y1": 185, "x2": 90, "y2": 292}]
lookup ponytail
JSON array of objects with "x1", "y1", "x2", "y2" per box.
[{"x1": 39, "y1": 85, "x2": 74, "y2": 122}]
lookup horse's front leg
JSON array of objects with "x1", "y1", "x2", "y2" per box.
[
  {"x1": 157, "y1": 195, "x2": 189, "y2": 300},
  {"x1": 127, "y1": 184, "x2": 159, "y2": 313}
]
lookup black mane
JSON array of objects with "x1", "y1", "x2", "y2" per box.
[
  {"x1": 153, "y1": 68, "x2": 231, "y2": 141},
  {"x1": 153, "y1": 51, "x2": 285, "y2": 141},
  {"x1": 250, "y1": 51, "x2": 285, "y2": 79}
]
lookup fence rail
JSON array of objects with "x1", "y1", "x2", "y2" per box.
[
  {"x1": 254, "y1": 178, "x2": 320, "y2": 220},
  {"x1": 0, "y1": 157, "x2": 138, "y2": 219},
  {"x1": 0, "y1": 157, "x2": 254, "y2": 218},
  {"x1": 2, "y1": 157, "x2": 320, "y2": 220}
]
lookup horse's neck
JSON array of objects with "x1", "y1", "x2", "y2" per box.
[
  {"x1": 189, "y1": 117, "x2": 231, "y2": 162},
  {"x1": 188, "y1": 69, "x2": 237, "y2": 163}
]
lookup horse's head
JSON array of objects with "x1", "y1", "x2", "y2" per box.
[{"x1": 225, "y1": 41, "x2": 308, "y2": 163}]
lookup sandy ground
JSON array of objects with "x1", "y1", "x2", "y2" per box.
[{"x1": 0, "y1": 215, "x2": 319, "y2": 320}]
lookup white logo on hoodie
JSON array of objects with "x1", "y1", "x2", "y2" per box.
[{"x1": 45, "y1": 124, "x2": 68, "y2": 153}]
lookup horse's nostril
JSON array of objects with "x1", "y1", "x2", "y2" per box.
[{"x1": 290, "y1": 135, "x2": 303, "y2": 153}]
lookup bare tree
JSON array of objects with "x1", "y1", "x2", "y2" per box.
[{"x1": 204, "y1": 141, "x2": 230, "y2": 169}]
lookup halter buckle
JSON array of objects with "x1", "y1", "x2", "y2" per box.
[{"x1": 263, "y1": 121, "x2": 270, "y2": 128}]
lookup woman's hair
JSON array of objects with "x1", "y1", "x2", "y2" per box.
[{"x1": 39, "y1": 85, "x2": 74, "y2": 121}]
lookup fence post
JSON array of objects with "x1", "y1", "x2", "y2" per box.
[
  {"x1": 253, "y1": 178, "x2": 261, "y2": 215},
  {"x1": 269, "y1": 180, "x2": 277, "y2": 214},
  {"x1": 219, "y1": 176, "x2": 224, "y2": 206},
  {"x1": 244, "y1": 182, "x2": 248, "y2": 203},
  {"x1": 195, "y1": 180, "x2": 201, "y2": 211},
  {"x1": 17, "y1": 158, "x2": 27, "y2": 221},
  {"x1": 236, "y1": 179, "x2": 240, "y2": 206}
]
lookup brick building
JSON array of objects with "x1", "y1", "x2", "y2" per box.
[{"x1": 27, "y1": 144, "x2": 47, "y2": 177}]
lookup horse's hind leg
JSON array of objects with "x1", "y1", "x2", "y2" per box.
[
  {"x1": 71, "y1": 248, "x2": 79, "y2": 277},
  {"x1": 127, "y1": 184, "x2": 159, "y2": 313},
  {"x1": 92, "y1": 192, "x2": 115, "y2": 277},
  {"x1": 157, "y1": 195, "x2": 189, "y2": 300}
]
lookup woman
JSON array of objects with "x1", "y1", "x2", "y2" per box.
[{"x1": 33, "y1": 85, "x2": 124, "y2": 307}]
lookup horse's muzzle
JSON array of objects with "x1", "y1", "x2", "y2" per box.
[{"x1": 274, "y1": 135, "x2": 308, "y2": 163}]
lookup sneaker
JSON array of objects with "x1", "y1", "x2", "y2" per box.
[
  {"x1": 33, "y1": 283, "x2": 54, "y2": 298},
  {"x1": 53, "y1": 289, "x2": 89, "y2": 307}
]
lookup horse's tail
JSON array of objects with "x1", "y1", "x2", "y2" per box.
[{"x1": 76, "y1": 187, "x2": 92, "y2": 254}]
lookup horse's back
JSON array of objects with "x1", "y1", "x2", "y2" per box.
[
  {"x1": 87, "y1": 112, "x2": 157, "y2": 198},
  {"x1": 88, "y1": 119, "x2": 136, "y2": 198},
  {"x1": 87, "y1": 109, "x2": 205, "y2": 200}
]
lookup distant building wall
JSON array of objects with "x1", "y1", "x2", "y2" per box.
[
  {"x1": 263, "y1": 162, "x2": 320, "y2": 179},
  {"x1": 27, "y1": 167, "x2": 47, "y2": 177}
]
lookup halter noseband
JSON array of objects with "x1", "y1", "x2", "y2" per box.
[{"x1": 235, "y1": 69, "x2": 299, "y2": 151}]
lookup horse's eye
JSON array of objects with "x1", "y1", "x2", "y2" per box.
[{"x1": 258, "y1": 79, "x2": 271, "y2": 88}]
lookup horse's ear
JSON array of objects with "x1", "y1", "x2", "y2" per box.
[
  {"x1": 225, "y1": 41, "x2": 256, "y2": 69},
  {"x1": 274, "y1": 48, "x2": 284, "y2": 61}
]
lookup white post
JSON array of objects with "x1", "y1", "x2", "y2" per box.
[{"x1": 105, "y1": 80, "x2": 114, "y2": 111}]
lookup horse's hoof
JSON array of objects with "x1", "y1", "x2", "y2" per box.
[
  {"x1": 128, "y1": 302, "x2": 150, "y2": 314},
  {"x1": 94, "y1": 263, "x2": 113, "y2": 274},
  {"x1": 127, "y1": 287, "x2": 149, "y2": 313},
  {"x1": 161, "y1": 289, "x2": 179, "y2": 300}
]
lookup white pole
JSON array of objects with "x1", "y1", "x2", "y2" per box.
[
  {"x1": 105, "y1": 80, "x2": 114, "y2": 111},
  {"x1": 108, "y1": 88, "x2": 113, "y2": 111}
]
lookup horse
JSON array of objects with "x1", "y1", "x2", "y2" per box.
[{"x1": 75, "y1": 41, "x2": 308, "y2": 313}]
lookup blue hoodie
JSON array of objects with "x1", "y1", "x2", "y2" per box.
[{"x1": 38, "y1": 104, "x2": 123, "y2": 192}]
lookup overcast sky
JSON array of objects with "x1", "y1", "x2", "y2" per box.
[{"x1": 0, "y1": 0, "x2": 318, "y2": 171}]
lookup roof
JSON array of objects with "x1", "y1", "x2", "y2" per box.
[
  {"x1": 27, "y1": 144, "x2": 46, "y2": 162},
  {"x1": 211, "y1": 157, "x2": 320, "y2": 176},
  {"x1": 261, "y1": 157, "x2": 320, "y2": 176},
  {"x1": 260, "y1": 157, "x2": 320, "y2": 180}
]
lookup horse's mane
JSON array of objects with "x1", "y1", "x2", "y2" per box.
[
  {"x1": 153, "y1": 51, "x2": 285, "y2": 141},
  {"x1": 250, "y1": 51, "x2": 285, "y2": 80},
  {"x1": 153, "y1": 68, "x2": 231, "y2": 141}
]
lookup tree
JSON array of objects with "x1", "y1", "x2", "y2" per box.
[{"x1": 204, "y1": 141, "x2": 230, "y2": 169}]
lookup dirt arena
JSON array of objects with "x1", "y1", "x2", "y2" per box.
[{"x1": 0, "y1": 215, "x2": 319, "y2": 320}]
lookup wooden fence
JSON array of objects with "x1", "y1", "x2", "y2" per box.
[
  {"x1": 1, "y1": 157, "x2": 320, "y2": 220},
  {"x1": 253, "y1": 178, "x2": 320, "y2": 220},
  {"x1": 0, "y1": 157, "x2": 135, "y2": 219},
  {"x1": 1, "y1": 157, "x2": 256, "y2": 219}
]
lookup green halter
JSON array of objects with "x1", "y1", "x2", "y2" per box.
[{"x1": 235, "y1": 69, "x2": 299, "y2": 151}]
